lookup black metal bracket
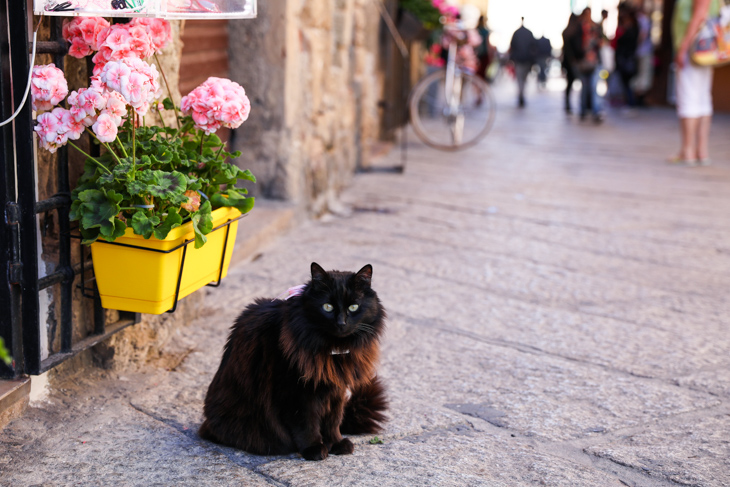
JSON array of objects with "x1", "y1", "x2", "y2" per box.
[
  {"x1": 5, "y1": 202, "x2": 22, "y2": 285},
  {"x1": 71, "y1": 212, "x2": 246, "y2": 315}
]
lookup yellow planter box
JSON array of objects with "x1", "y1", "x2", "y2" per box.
[{"x1": 90, "y1": 206, "x2": 242, "y2": 314}]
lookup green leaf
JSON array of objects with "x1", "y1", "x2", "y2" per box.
[
  {"x1": 154, "y1": 208, "x2": 183, "y2": 240},
  {"x1": 112, "y1": 161, "x2": 135, "y2": 180},
  {"x1": 369, "y1": 436, "x2": 384, "y2": 444},
  {"x1": 126, "y1": 180, "x2": 148, "y2": 196},
  {"x1": 191, "y1": 200, "x2": 212, "y2": 249},
  {"x1": 239, "y1": 169, "x2": 256, "y2": 183},
  {"x1": 130, "y1": 211, "x2": 160, "y2": 239},
  {"x1": 162, "y1": 97, "x2": 175, "y2": 110},
  {"x1": 79, "y1": 226, "x2": 101, "y2": 245},
  {"x1": 146, "y1": 170, "x2": 187, "y2": 199},
  {"x1": 76, "y1": 189, "x2": 121, "y2": 231},
  {"x1": 203, "y1": 134, "x2": 223, "y2": 147},
  {"x1": 210, "y1": 191, "x2": 255, "y2": 214},
  {"x1": 0, "y1": 336, "x2": 12, "y2": 366}
]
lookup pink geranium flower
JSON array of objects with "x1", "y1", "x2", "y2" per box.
[
  {"x1": 62, "y1": 17, "x2": 110, "y2": 59},
  {"x1": 31, "y1": 64, "x2": 68, "y2": 112},
  {"x1": 181, "y1": 77, "x2": 251, "y2": 134},
  {"x1": 99, "y1": 58, "x2": 160, "y2": 117},
  {"x1": 34, "y1": 107, "x2": 83, "y2": 153},
  {"x1": 92, "y1": 113, "x2": 118, "y2": 143},
  {"x1": 131, "y1": 18, "x2": 172, "y2": 52}
]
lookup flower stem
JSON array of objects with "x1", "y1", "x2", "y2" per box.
[
  {"x1": 68, "y1": 141, "x2": 113, "y2": 175},
  {"x1": 116, "y1": 136, "x2": 129, "y2": 158},
  {"x1": 103, "y1": 143, "x2": 123, "y2": 165},
  {"x1": 85, "y1": 129, "x2": 123, "y2": 165},
  {"x1": 154, "y1": 52, "x2": 181, "y2": 129},
  {"x1": 156, "y1": 104, "x2": 168, "y2": 130},
  {"x1": 199, "y1": 133, "x2": 206, "y2": 156},
  {"x1": 132, "y1": 113, "x2": 137, "y2": 173}
]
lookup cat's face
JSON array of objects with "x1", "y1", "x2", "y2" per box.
[{"x1": 303, "y1": 263, "x2": 382, "y2": 339}]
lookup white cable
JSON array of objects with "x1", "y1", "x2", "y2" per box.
[{"x1": 0, "y1": 27, "x2": 39, "y2": 127}]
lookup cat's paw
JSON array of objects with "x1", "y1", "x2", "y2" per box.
[
  {"x1": 302, "y1": 443, "x2": 329, "y2": 461},
  {"x1": 330, "y1": 438, "x2": 354, "y2": 455}
]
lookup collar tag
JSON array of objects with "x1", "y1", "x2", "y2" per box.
[{"x1": 331, "y1": 349, "x2": 350, "y2": 355}]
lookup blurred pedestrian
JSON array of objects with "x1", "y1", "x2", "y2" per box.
[
  {"x1": 536, "y1": 35, "x2": 552, "y2": 88},
  {"x1": 671, "y1": 0, "x2": 721, "y2": 165},
  {"x1": 575, "y1": 8, "x2": 604, "y2": 122},
  {"x1": 475, "y1": 15, "x2": 492, "y2": 83},
  {"x1": 562, "y1": 13, "x2": 581, "y2": 114},
  {"x1": 614, "y1": 4, "x2": 639, "y2": 107},
  {"x1": 509, "y1": 17, "x2": 537, "y2": 108},
  {"x1": 633, "y1": 4, "x2": 654, "y2": 106}
]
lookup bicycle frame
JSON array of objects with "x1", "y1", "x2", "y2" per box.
[{"x1": 444, "y1": 41, "x2": 465, "y2": 145}]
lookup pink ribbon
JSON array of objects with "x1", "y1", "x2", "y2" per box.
[{"x1": 274, "y1": 284, "x2": 306, "y2": 301}]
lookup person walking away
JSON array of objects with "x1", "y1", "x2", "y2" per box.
[
  {"x1": 562, "y1": 13, "x2": 581, "y2": 114},
  {"x1": 614, "y1": 5, "x2": 639, "y2": 108},
  {"x1": 633, "y1": 4, "x2": 654, "y2": 106},
  {"x1": 671, "y1": 0, "x2": 721, "y2": 165},
  {"x1": 509, "y1": 17, "x2": 537, "y2": 108},
  {"x1": 536, "y1": 35, "x2": 553, "y2": 88},
  {"x1": 575, "y1": 8, "x2": 604, "y2": 122},
  {"x1": 475, "y1": 15, "x2": 492, "y2": 83}
]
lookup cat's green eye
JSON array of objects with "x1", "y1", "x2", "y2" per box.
[
  {"x1": 322, "y1": 303, "x2": 334, "y2": 312},
  {"x1": 348, "y1": 304, "x2": 359, "y2": 312}
]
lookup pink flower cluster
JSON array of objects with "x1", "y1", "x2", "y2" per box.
[
  {"x1": 31, "y1": 64, "x2": 68, "y2": 112},
  {"x1": 34, "y1": 78, "x2": 131, "y2": 152},
  {"x1": 129, "y1": 18, "x2": 172, "y2": 52},
  {"x1": 63, "y1": 17, "x2": 172, "y2": 63},
  {"x1": 68, "y1": 86, "x2": 128, "y2": 135},
  {"x1": 62, "y1": 17, "x2": 110, "y2": 58},
  {"x1": 98, "y1": 58, "x2": 161, "y2": 117},
  {"x1": 34, "y1": 108, "x2": 84, "y2": 153},
  {"x1": 181, "y1": 77, "x2": 251, "y2": 135},
  {"x1": 432, "y1": 0, "x2": 459, "y2": 19}
]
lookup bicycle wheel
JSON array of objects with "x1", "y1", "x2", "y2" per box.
[{"x1": 409, "y1": 69, "x2": 496, "y2": 151}]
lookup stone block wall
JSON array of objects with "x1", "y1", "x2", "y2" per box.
[{"x1": 229, "y1": 0, "x2": 384, "y2": 214}]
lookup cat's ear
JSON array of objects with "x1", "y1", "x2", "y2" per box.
[
  {"x1": 355, "y1": 264, "x2": 373, "y2": 286},
  {"x1": 311, "y1": 262, "x2": 328, "y2": 281}
]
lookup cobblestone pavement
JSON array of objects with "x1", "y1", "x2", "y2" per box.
[{"x1": 2, "y1": 85, "x2": 730, "y2": 486}]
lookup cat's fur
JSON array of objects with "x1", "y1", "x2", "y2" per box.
[{"x1": 199, "y1": 263, "x2": 387, "y2": 461}]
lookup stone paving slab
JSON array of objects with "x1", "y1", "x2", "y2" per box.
[
  {"x1": 585, "y1": 412, "x2": 730, "y2": 486},
  {"x1": 257, "y1": 426, "x2": 624, "y2": 487}
]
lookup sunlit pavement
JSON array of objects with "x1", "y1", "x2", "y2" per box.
[{"x1": 1, "y1": 75, "x2": 729, "y2": 486}]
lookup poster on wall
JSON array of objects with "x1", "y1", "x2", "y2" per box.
[{"x1": 34, "y1": 0, "x2": 257, "y2": 19}]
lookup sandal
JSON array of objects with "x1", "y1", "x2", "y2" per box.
[{"x1": 667, "y1": 155, "x2": 697, "y2": 166}]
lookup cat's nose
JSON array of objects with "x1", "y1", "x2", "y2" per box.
[{"x1": 337, "y1": 314, "x2": 347, "y2": 327}]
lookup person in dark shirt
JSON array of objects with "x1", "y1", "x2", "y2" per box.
[
  {"x1": 574, "y1": 7, "x2": 604, "y2": 122},
  {"x1": 613, "y1": 4, "x2": 639, "y2": 107},
  {"x1": 535, "y1": 35, "x2": 552, "y2": 88},
  {"x1": 509, "y1": 17, "x2": 537, "y2": 107},
  {"x1": 562, "y1": 13, "x2": 581, "y2": 113}
]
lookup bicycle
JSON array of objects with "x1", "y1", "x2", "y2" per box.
[{"x1": 409, "y1": 23, "x2": 496, "y2": 151}]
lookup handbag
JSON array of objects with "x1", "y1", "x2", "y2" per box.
[{"x1": 690, "y1": 0, "x2": 730, "y2": 66}]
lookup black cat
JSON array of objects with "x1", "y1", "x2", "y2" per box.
[{"x1": 199, "y1": 263, "x2": 388, "y2": 460}]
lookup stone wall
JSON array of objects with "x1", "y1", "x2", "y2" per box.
[{"x1": 229, "y1": 0, "x2": 384, "y2": 214}]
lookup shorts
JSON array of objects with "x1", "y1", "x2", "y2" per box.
[{"x1": 676, "y1": 58, "x2": 714, "y2": 118}]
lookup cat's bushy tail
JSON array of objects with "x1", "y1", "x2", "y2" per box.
[{"x1": 341, "y1": 376, "x2": 388, "y2": 434}]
